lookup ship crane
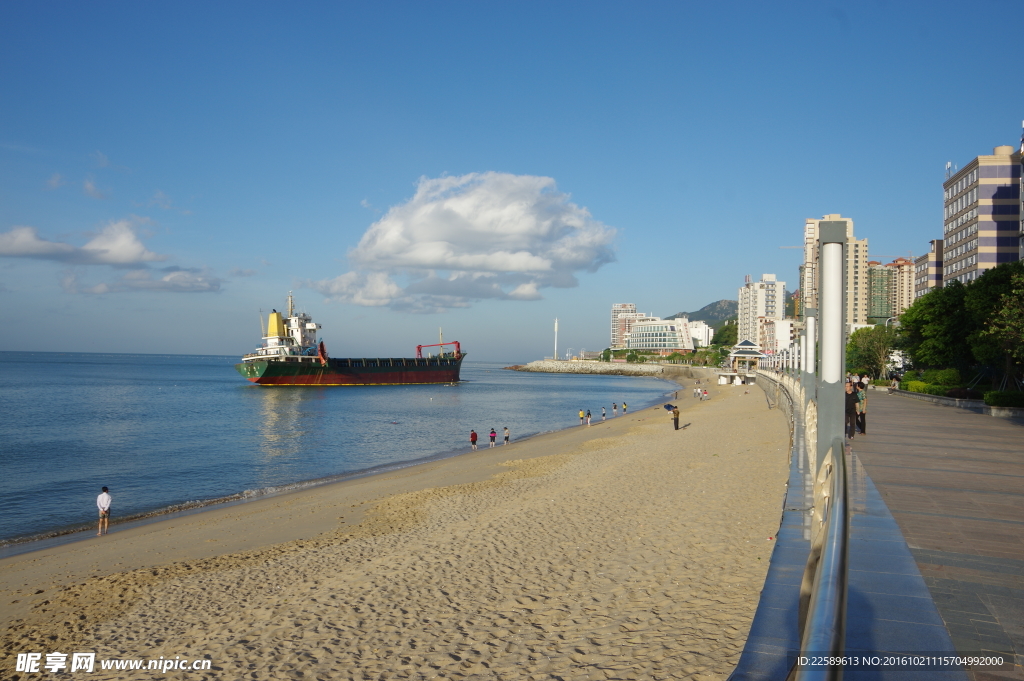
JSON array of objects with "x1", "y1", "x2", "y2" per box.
[{"x1": 416, "y1": 341, "x2": 462, "y2": 359}]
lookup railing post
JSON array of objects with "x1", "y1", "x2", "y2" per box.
[{"x1": 815, "y1": 224, "x2": 846, "y2": 473}]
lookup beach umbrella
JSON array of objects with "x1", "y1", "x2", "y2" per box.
[{"x1": 663, "y1": 404, "x2": 676, "y2": 410}]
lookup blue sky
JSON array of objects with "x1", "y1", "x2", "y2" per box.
[{"x1": 2, "y1": 1, "x2": 1022, "y2": 362}]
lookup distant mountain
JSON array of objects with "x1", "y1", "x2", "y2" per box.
[{"x1": 665, "y1": 300, "x2": 738, "y2": 330}]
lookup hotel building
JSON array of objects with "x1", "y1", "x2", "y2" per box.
[
  {"x1": 942, "y1": 145, "x2": 1021, "y2": 284},
  {"x1": 624, "y1": 318, "x2": 694, "y2": 355},
  {"x1": 738, "y1": 274, "x2": 785, "y2": 343},
  {"x1": 610, "y1": 303, "x2": 648, "y2": 349}
]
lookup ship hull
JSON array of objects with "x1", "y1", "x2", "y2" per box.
[{"x1": 235, "y1": 355, "x2": 464, "y2": 386}]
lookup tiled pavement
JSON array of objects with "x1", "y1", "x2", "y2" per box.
[{"x1": 853, "y1": 391, "x2": 1024, "y2": 681}]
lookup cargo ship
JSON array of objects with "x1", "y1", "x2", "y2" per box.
[{"x1": 235, "y1": 294, "x2": 465, "y2": 386}]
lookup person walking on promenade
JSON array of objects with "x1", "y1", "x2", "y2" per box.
[
  {"x1": 96, "y1": 486, "x2": 111, "y2": 536},
  {"x1": 672, "y1": 406, "x2": 680, "y2": 430},
  {"x1": 503, "y1": 427, "x2": 510, "y2": 445},
  {"x1": 489, "y1": 428, "x2": 497, "y2": 447},
  {"x1": 856, "y1": 382, "x2": 868, "y2": 435},
  {"x1": 612, "y1": 403, "x2": 617, "y2": 417},
  {"x1": 470, "y1": 430, "x2": 478, "y2": 450},
  {"x1": 601, "y1": 406, "x2": 606, "y2": 421},
  {"x1": 586, "y1": 409, "x2": 592, "y2": 426},
  {"x1": 844, "y1": 383, "x2": 860, "y2": 440},
  {"x1": 579, "y1": 409, "x2": 585, "y2": 425}
]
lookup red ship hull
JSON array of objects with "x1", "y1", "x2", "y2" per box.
[{"x1": 235, "y1": 355, "x2": 464, "y2": 386}]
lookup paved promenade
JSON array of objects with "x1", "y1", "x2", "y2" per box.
[{"x1": 853, "y1": 390, "x2": 1024, "y2": 681}]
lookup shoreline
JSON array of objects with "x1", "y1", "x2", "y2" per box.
[
  {"x1": 5, "y1": 368, "x2": 793, "y2": 680},
  {"x1": 1, "y1": 370, "x2": 689, "y2": 556}
]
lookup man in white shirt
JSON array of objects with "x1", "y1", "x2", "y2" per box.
[{"x1": 96, "y1": 487, "x2": 111, "y2": 536}]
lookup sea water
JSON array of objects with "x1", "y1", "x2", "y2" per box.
[{"x1": 0, "y1": 352, "x2": 678, "y2": 549}]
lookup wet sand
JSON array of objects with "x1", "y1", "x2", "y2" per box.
[{"x1": 2, "y1": 379, "x2": 789, "y2": 680}]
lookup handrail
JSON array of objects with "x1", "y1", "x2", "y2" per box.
[
  {"x1": 730, "y1": 370, "x2": 848, "y2": 680},
  {"x1": 795, "y1": 436, "x2": 848, "y2": 681}
]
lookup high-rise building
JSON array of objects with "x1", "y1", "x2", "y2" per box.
[
  {"x1": 866, "y1": 261, "x2": 891, "y2": 322},
  {"x1": 610, "y1": 303, "x2": 648, "y2": 349},
  {"x1": 913, "y1": 239, "x2": 944, "y2": 299},
  {"x1": 942, "y1": 145, "x2": 1021, "y2": 285},
  {"x1": 887, "y1": 257, "x2": 915, "y2": 316},
  {"x1": 801, "y1": 214, "x2": 869, "y2": 327},
  {"x1": 738, "y1": 274, "x2": 785, "y2": 343}
]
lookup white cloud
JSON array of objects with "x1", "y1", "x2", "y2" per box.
[
  {"x1": 46, "y1": 173, "x2": 65, "y2": 189},
  {"x1": 308, "y1": 172, "x2": 616, "y2": 312},
  {"x1": 83, "y1": 176, "x2": 106, "y2": 199},
  {"x1": 61, "y1": 267, "x2": 222, "y2": 294},
  {"x1": 228, "y1": 267, "x2": 259, "y2": 277},
  {"x1": 0, "y1": 219, "x2": 166, "y2": 267},
  {"x1": 0, "y1": 219, "x2": 216, "y2": 294},
  {"x1": 149, "y1": 190, "x2": 173, "y2": 210}
]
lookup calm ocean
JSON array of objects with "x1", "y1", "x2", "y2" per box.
[{"x1": 0, "y1": 352, "x2": 678, "y2": 551}]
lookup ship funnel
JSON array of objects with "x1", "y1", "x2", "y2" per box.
[{"x1": 267, "y1": 310, "x2": 285, "y2": 337}]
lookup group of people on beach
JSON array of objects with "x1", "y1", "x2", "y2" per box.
[
  {"x1": 692, "y1": 379, "x2": 709, "y2": 401},
  {"x1": 469, "y1": 427, "x2": 510, "y2": 450},
  {"x1": 577, "y1": 402, "x2": 626, "y2": 426}
]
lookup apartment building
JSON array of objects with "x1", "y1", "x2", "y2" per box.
[
  {"x1": 942, "y1": 145, "x2": 1021, "y2": 284},
  {"x1": 887, "y1": 257, "x2": 915, "y2": 316},
  {"x1": 801, "y1": 214, "x2": 869, "y2": 327},
  {"x1": 913, "y1": 239, "x2": 944, "y2": 299},
  {"x1": 738, "y1": 274, "x2": 785, "y2": 343}
]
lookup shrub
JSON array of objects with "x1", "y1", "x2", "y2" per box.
[
  {"x1": 921, "y1": 368, "x2": 961, "y2": 386},
  {"x1": 923, "y1": 384, "x2": 949, "y2": 396},
  {"x1": 946, "y1": 387, "x2": 984, "y2": 400},
  {"x1": 983, "y1": 391, "x2": 1024, "y2": 408},
  {"x1": 904, "y1": 381, "x2": 929, "y2": 393}
]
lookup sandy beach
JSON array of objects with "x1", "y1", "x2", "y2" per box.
[{"x1": 2, "y1": 377, "x2": 790, "y2": 680}]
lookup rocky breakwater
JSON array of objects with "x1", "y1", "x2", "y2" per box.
[{"x1": 508, "y1": 360, "x2": 665, "y2": 376}]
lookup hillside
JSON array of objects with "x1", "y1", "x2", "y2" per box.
[{"x1": 665, "y1": 300, "x2": 738, "y2": 329}]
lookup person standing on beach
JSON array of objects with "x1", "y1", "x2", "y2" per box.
[
  {"x1": 579, "y1": 409, "x2": 585, "y2": 425},
  {"x1": 503, "y1": 427, "x2": 510, "y2": 445},
  {"x1": 601, "y1": 406, "x2": 606, "y2": 421},
  {"x1": 96, "y1": 486, "x2": 111, "y2": 536},
  {"x1": 672, "y1": 406, "x2": 680, "y2": 430},
  {"x1": 489, "y1": 428, "x2": 497, "y2": 447},
  {"x1": 470, "y1": 430, "x2": 478, "y2": 450},
  {"x1": 586, "y1": 409, "x2": 592, "y2": 426},
  {"x1": 623, "y1": 402, "x2": 628, "y2": 414},
  {"x1": 612, "y1": 403, "x2": 617, "y2": 416}
]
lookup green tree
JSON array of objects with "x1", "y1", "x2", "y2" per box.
[
  {"x1": 965, "y1": 261, "x2": 1024, "y2": 378},
  {"x1": 601, "y1": 348, "x2": 612, "y2": 362},
  {"x1": 712, "y1": 321, "x2": 737, "y2": 347},
  {"x1": 897, "y1": 281, "x2": 973, "y2": 372},
  {"x1": 983, "y1": 270, "x2": 1024, "y2": 364},
  {"x1": 846, "y1": 325, "x2": 897, "y2": 379}
]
